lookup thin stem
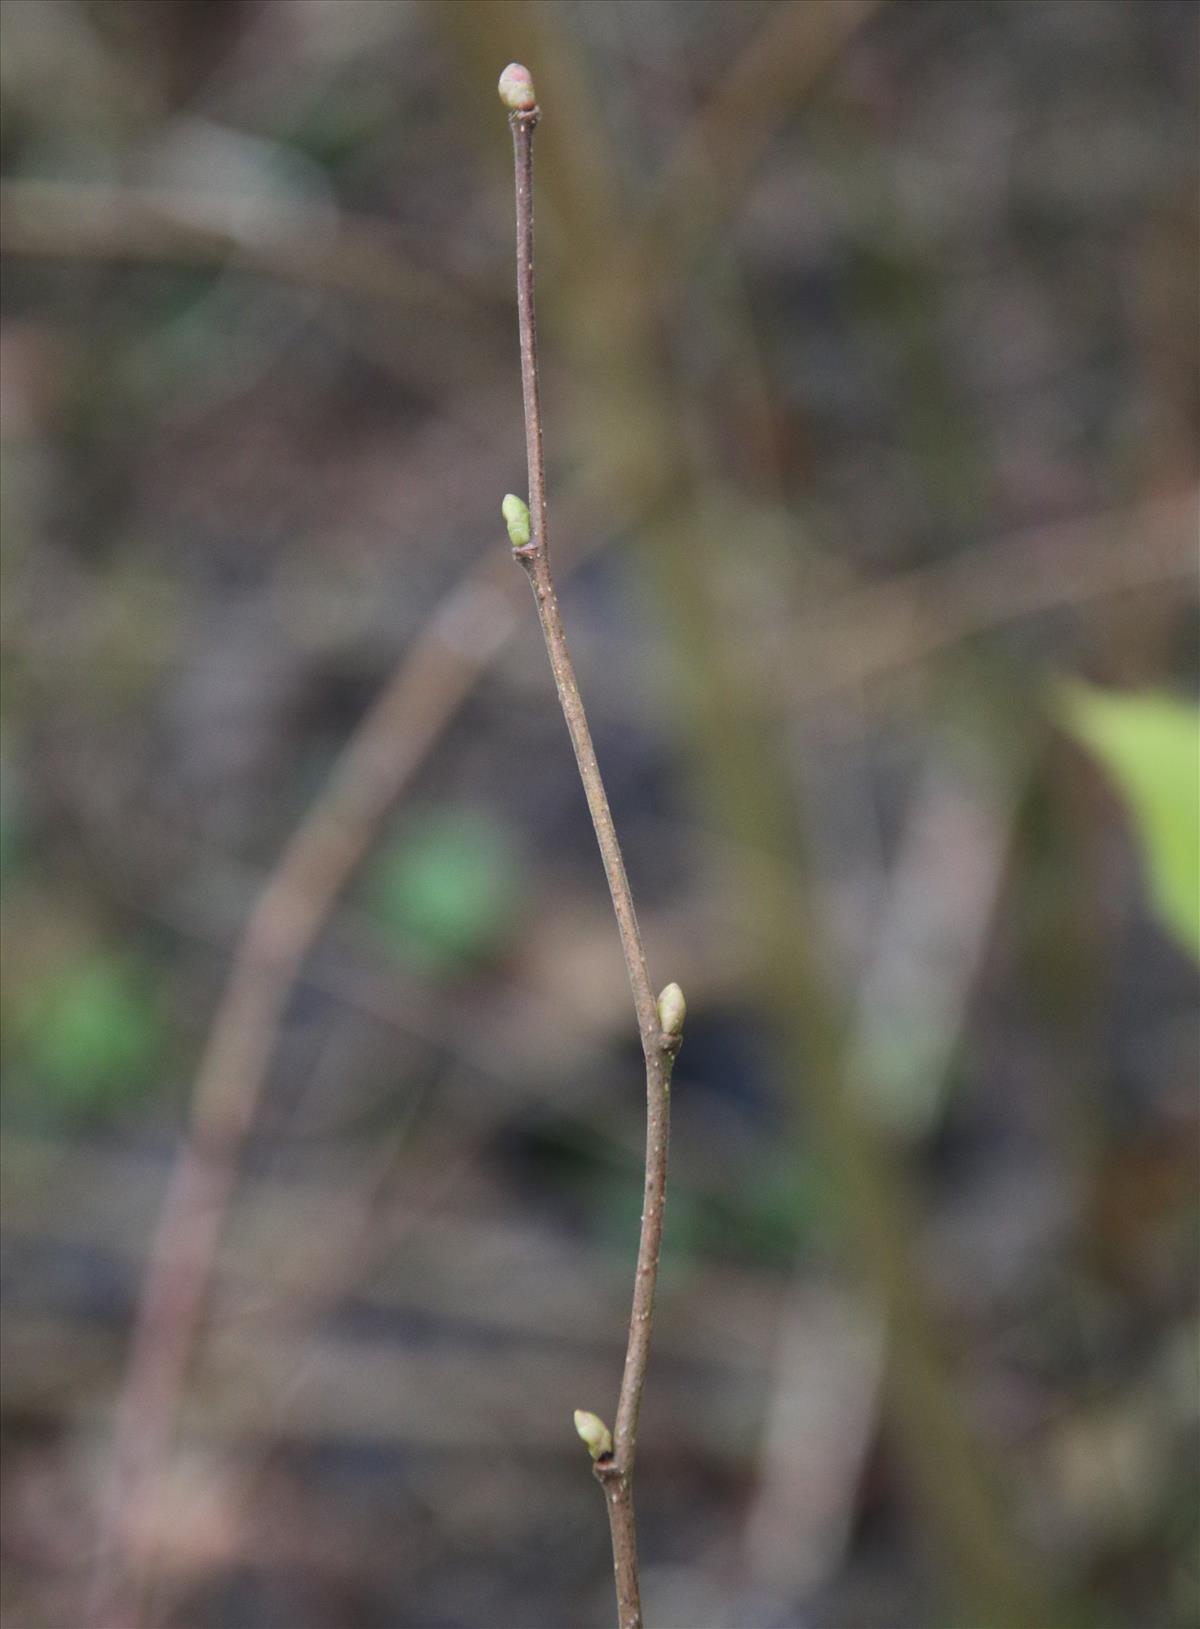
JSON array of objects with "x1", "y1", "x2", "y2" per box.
[
  {"x1": 507, "y1": 102, "x2": 678, "y2": 1629},
  {"x1": 599, "y1": 1470, "x2": 642, "y2": 1629}
]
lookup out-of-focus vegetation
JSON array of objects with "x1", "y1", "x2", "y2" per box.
[
  {"x1": 1057, "y1": 684, "x2": 1200, "y2": 960},
  {"x1": 1, "y1": 3, "x2": 1196, "y2": 1627}
]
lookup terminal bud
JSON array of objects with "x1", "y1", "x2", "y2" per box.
[{"x1": 498, "y1": 63, "x2": 537, "y2": 113}]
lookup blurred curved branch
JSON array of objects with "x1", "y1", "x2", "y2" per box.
[
  {"x1": 0, "y1": 176, "x2": 496, "y2": 322},
  {"x1": 784, "y1": 485, "x2": 1199, "y2": 702},
  {"x1": 653, "y1": 0, "x2": 886, "y2": 248},
  {"x1": 88, "y1": 549, "x2": 520, "y2": 1627}
]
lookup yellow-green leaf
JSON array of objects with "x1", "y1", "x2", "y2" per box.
[{"x1": 1056, "y1": 682, "x2": 1200, "y2": 961}]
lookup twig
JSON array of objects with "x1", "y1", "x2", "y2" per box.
[
  {"x1": 477, "y1": 22, "x2": 1065, "y2": 1623},
  {"x1": 499, "y1": 64, "x2": 683, "y2": 1629}
]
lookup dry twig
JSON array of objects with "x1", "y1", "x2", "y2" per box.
[{"x1": 500, "y1": 64, "x2": 683, "y2": 1629}]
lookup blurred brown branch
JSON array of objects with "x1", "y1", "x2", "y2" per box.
[
  {"x1": 653, "y1": 0, "x2": 886, "y2": 248},
  {"x1": 782, "y1": 486, "x2": 1199, "y2": 702},
  {"x1": 0, "y1": 176, "x2": 493, "y2": 321},
  {"x1": 87, "y1": 550, "x2": 520, "y2": 1628}
]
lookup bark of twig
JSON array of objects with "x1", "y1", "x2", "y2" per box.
[{"x1": 506, "y1": 100, "x2": 679, "y2": 1629}]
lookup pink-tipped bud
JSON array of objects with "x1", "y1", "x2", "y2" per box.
[{"x1": 498, "y1": 63, "x2": 537, "y2": 113}]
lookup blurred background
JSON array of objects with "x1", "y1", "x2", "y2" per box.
[{"x1": 1, "y1": 3, "x2": 1197, "y2": 1626}]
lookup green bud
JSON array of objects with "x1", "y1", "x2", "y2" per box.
[
  {"x1": 657, "y1": 981, "x2": 686, "y2": 1040},
  {"x1": 502, "y1": 493, "x2": 532, "y2": 548},
  {"x1": 573, "y1": 1409, "x2": 613, "y2": 1461},
  {"x1": 498, "y1": 63, "x2": 537, "y2": 113}
]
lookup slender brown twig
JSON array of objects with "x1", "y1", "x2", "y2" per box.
[{"x1": 500, "y1": 64, "x2": 682, "y2": 1629}]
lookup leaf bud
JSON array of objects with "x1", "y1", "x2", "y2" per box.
[
  {"x1": 656, "y1": 981, "x2": 686, "y2": 1040},
  {"x1": 573, "y1": 1409, "x2": 613, "y2": 1461},
  {"x1": 502, "y1": 493, "x2": 532, "y2": 548},
  {"x1": 498, "y1": 63, "x2": 537, "y2": 113}
]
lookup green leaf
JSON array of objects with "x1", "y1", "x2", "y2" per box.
[
  {"x1": 12, "y1": 955, "x2": 165, "y2": 1110},
  {"x1": 369, "y1": 807, "x2": 519, "y2": 973},
  {"x1": 1055, "y1": 682, "x2": 1200, "y2": 960}
]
